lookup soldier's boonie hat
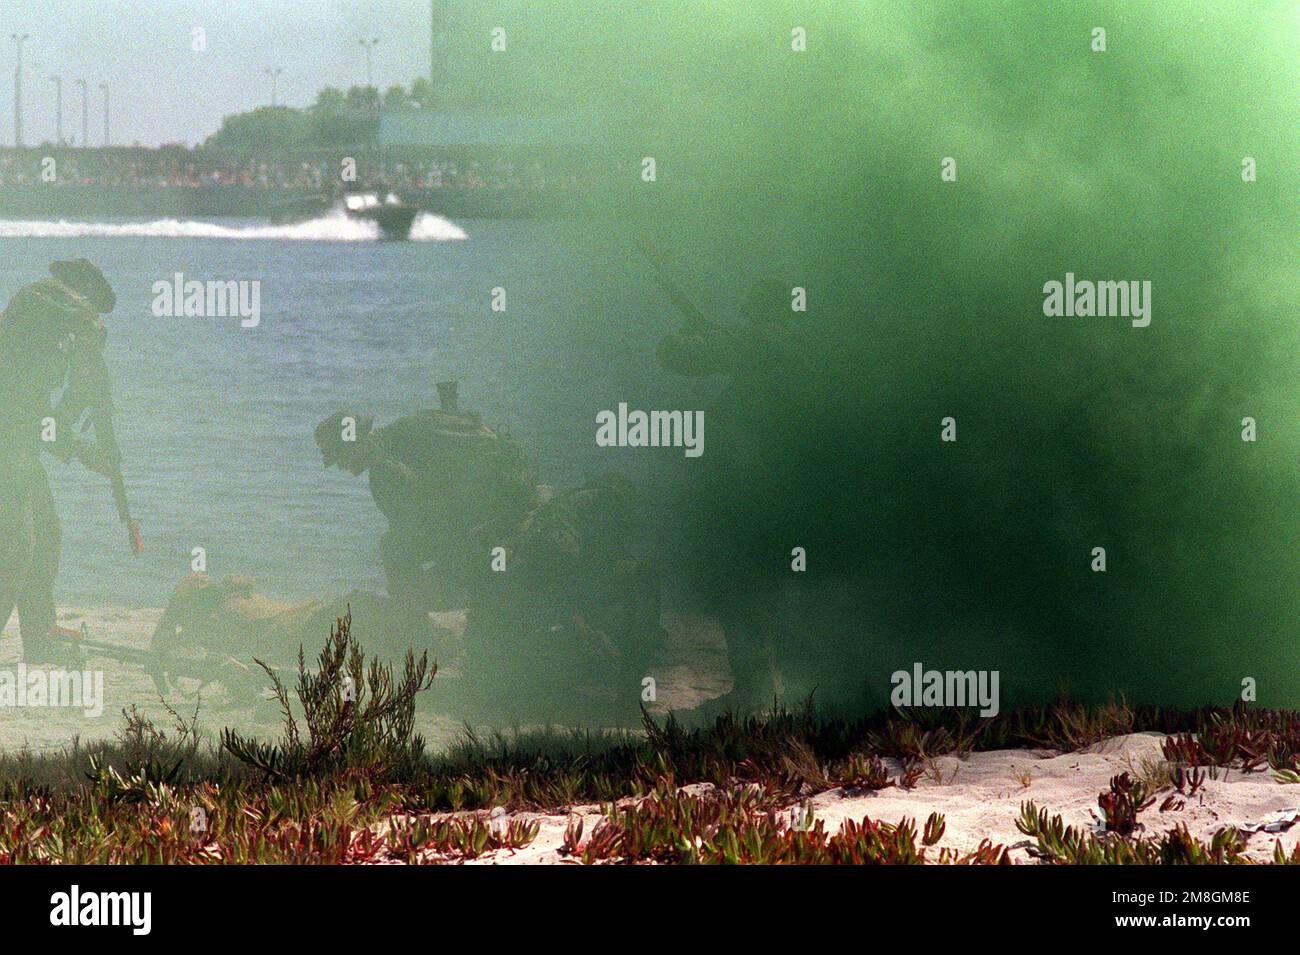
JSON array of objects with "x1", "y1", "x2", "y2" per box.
[{"x1": 50, "y1": 258, "x2": 116, "y2": 313}]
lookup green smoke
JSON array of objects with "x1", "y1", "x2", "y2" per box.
[{"x1": 462, "y1": 1, "x2": 1299, "y2": 710}]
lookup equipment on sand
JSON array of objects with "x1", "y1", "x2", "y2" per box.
[{"x1": 48, "y1": 621, "x2": 280, "y2": 704}]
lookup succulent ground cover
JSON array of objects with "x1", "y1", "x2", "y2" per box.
[{"x1": 0, "y1": 613, "x2": 1296, "y2": 864}]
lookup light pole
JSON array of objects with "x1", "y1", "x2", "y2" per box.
[
  {"x1": 263, "y1": 67, "x2": 282, "y2": 107},
  {"x1": 358, "y1": 37, "x2": 380, "y2": 88},
  {"x1": 98, "y1": 82, "x2": 108, "y2": 146},
  {"x1": 49, "y1": 75, "x2": 62, "y2": 145},
  {"x1": 75, "y1": 78, "x2": 87, "y2": 147},
  {"x1": 11, "y1": 33, "x2": 29, "y2": 148}
]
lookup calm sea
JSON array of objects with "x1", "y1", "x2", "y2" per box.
[{"x1": 0, "y1": 212, "x2": 717, "y2": 606}]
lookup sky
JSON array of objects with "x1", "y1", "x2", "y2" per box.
[{"x1": 1, "y1": 0, "x2": 433, "y2": 146}]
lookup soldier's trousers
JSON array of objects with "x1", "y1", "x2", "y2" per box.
[
  {"x1": 0, "y1": 459, "x2": 61, "y2": 660},
  {"x1": 380, "y1": 529, "x2": 464, "y2": 615}
]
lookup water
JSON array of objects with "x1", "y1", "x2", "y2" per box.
[
  {"x1": 0, "y1": 213, "x2": 715, "y2": 607},
  {"x1": 0, "y1": 209, "x2": 468, "y2": 243}
]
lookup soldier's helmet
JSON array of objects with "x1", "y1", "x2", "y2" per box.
[
  {"x1": 314, "y1": 411, "x2": 375, "y2": 469},
  {"x1": 49, "y1": 258, "x2": 116, "y2": 314}
]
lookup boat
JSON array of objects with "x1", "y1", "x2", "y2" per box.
[
  {"x1": 265, "y1": 191, "x2": 421, "y2": 239},
  {"x1": 342, "y1": 192, "x2": 420, "y2": 240}
]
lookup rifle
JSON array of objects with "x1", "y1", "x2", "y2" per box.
[
  {"x1": 636, "y1": 234, "x2": 709, "y2": 331},
  {"x1": 50, "y1": 623, "x2": 170, "y2": 697},
  {"x1": 59, "y1": 348, "x2": 144, "y2": 556},
  {"x1": 50, "y1": 623, "x2": 275, "y2": 703},
  {"x1": 86, "y1": 400, "x2": 143, "y2": 554}
]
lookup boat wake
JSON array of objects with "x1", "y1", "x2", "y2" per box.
[
  {"x1": 0, "y1": 208, "x2": 468, "y2": 242},
  {"x1": 407, "y1": 213, "x2": 469, "y2": 241}
]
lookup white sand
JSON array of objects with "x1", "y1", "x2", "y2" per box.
[{"x1": 447, "y1": 733, "x2": 1300, "y2": 864}]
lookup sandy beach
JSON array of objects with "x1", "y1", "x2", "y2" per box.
[
  {"x1": 0, "y1": 605, "x2": 733, "y2": 752},
  {"x1": 2, "y1": 606, "x2": 1298, "y2": 867},
  {"x1": 415, "y1": 732, "x2": 1300, "y2": 865}
]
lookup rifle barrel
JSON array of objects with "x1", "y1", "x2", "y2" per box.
[
  {"x1": 637, "y1": 235, "x2": 709, "y2": 329},
  {"x1": 91, "y1": 403, "x2": 132, "y2": 523}
]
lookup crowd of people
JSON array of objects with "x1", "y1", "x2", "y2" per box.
[{"x1": 0, "y1": 150, "x2": 587, "y2": 192}]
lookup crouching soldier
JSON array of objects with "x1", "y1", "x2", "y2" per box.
[
  {"x1": 314, "y1": 382, "x2": 536, "y2": 631},
  {"x1": 463, "y1": 473, "x2": 664, "y2": 717}
]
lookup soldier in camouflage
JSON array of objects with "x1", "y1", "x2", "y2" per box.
[
  {"x1": 0, "y1": 259, "x2": 141, "y2": 662},
  {"x1": 314, "y1": 381, "x2": 536, "y2": 627}
]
